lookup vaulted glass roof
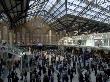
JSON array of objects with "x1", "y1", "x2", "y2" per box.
[
  {"x1": 67, "y1": 0, "x2": 110, "y2": 24},
  {"x1": 27, "y1": 0, "x2": 66, "y2": 22},
  {"x1": 27, "y1": 0, "x2": 110, "y2": 24},
  {"x1": 0, "y1": 0, "x2": 110, "y2": 33}
]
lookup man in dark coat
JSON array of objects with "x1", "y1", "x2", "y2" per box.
[
  {"x1": 7, "y1": 73, "x2": 11, "y2": 82},
  {"x1": 13, "y1": 75, "x2": 19, "y2": 82},
  {"x1": 70, "y1": 72, "x2": 73, "y2": 82},
  {"x1": 43, "y1": 74, "x2": 49, "y2": 82},
  {"x1": 79, "y1": 73, "x2": 84, "y2": 82},
  {"x1": 57, "y1": 73, "x2": 61, "y2": 82},
  {"x1": 0, "y1": 78, "x2": 3, "y2": 82}
]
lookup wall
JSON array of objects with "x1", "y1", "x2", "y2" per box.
[
  {"x1": 0, "y1": 23, "x2": 15, "y2": 45},
  {"x1": 14, "y1": 17, "x2": 62, "y2": 45},
  {"x1": 0, "y1": 17, "x2": 73, "y2": 45}
]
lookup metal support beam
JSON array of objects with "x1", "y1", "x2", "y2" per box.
[
  {"x1": 0, "y1": 0, "x2": 13, "y2": 27},
  {"x1": 65, "y1": 0, "x2": 67, "y2": 14}
]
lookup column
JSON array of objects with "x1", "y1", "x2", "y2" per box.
[
  {"x1": 2, "y1": 26, "x2": 8, "y2": 41},
  {"x1": 16, "y1": 32, "x2": 20, "y2": 43},
  {"x1": 59, "y1": 31, "x2": 62, "y2": 40},
  {"x1": 15, "y1": 32, "x2": 17, "y2": 43},
  {"x1": 49, "y1": 30, "x2": 52, "y2": 45},
  {"x1": 20, "y1": 28, "x2": 22, "y2": 43},
  {"x1": 28, "y1": 32, "x2": 31, "y2": 44},
  {"x1": 56, "y1": 32, "x2": 58, "y2": 45},
  {"x1": 1, "y1": 28, "x2": 3, "y2": 41},
  {"x1": 22, "y1": 28, "x2": 26, "y2": 44},
  {"x1": 0, "y1": 31, "x2": 2, "y2": 41},
  {"x1": 30, "y1": 32, "x2": 33, "y2": 44},
  {"x1": 29, "y1": 32, "x2": 31, "y2": 44},
  {"x1": 107, "y1": 38, "x2": 109, "y2": 46},
  {"x1": 26, "y1": 32, "x2": 30, "y2": 45},
  {"x1": 41, "y1": 33, "x2": 43, "y2": 43},
  {"x1": 9, "y1": 30, "x2": 13, "y2": 45},
  {"x1": 46, "y1": 34, "x2": 49, "y2": 44},
  {"x1": 13, "y1": 32, "x2": 16, "y2": 44},
  {"x1": 25, "y1": 31, "x2": 26, "y2": 45},
  {"x1": 93, "y1": 34, "x2": 95, "y2": 46}
]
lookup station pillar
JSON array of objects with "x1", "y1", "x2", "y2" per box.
[{"x1": 9, "y1": 30, "x2": 13, "y2": 45}]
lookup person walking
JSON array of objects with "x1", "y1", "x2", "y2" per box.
[
  {"x1": 7, "y1": 73, "x2": 11, "y2": 82},
  {"x1": 43, "y1": 74, "x2": 49, "y2": 82},
  {"x1": 70, "y1": 72, "x2": 73, "y2": 82}
]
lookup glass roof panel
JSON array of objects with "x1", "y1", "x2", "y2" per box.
[
  {"x1": 101, "y1": 15, "x2": 107, "y2": 19},
  {"x1": 67, "y1": 5, "x2": 77, "y2": 11},
  {"x1": 45, "y1": 3, "x2": 52, "y2": 11},
  {"x1": 27, "y1": 0, "x2": 110, "y2": 24},
  {"x1": 68, "y1": 10, "x2": 80, "y2": 16},
  {"x1": 75, "y1": 7, "x2": 83, "y2": 12},
  {"x1": 67, "y1": 0, "x2": 110, "y2": 24},
  {"x1": 79, "y1": 2, "x2": 87, "y2": 7},
  {"x1": 86, "y1": 10, "x2": 96, "y2": 16},
  {"x1": 83, "y1": 14, "x2": 93, "y2": 19},
  {"x1": 53, "y1": 5, "x2": 65, "y2": 17},
  {"x1": 29, "y1": 1, "x2": 34, "y2": 6},
  {"x1": 50, "y1": 2, "x2": 63, "y2": 13},
  {"x1": 57, "y1": 11, "x2": 66, "y2": 18}
]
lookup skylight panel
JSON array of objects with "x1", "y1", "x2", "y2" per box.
[
  {"x1": 60, "y1": 0, "x2": 65, "y2": 3},
  {"x1": 53, "y1": 10, "x2": 60, "y2": 16},
  {"x1": 99, "y1": 14, "x2": 107, "y2": 20},
  {"x1": 86, "y1": 10, "x2": 96, "y2": 16},
  {"x1": 29, "y1": 1, "x2": 34, "y2": 6},
  {"x1": 101, "y1": 3, "x2": 108, "y2": 8},
  {"x1": 49, "y1": 2, "x2": 65, "y2": 14},
  {"x1": 71, "y1": 10, "x2": 80, "y2": 15},
  {"x1": 68, "y1": 5, "x2": 76, "y2": 11},
  {"x1": 73, "y1": 0, "x2": 81, "y2": 5},
  {"x1": 49, "y1": 0, "x2": 56, "y2": 4},
  {"x1": 93, "y1": 17, "x2": 99, "y2": 21},
  {"x1": 96, "y1": 0, "x2": 110, "y2": 9},
  {"x1": 85, "y1": 14, "x2": 93, "y2": 19},
  {"x1": 79, "y1": 2, "x2": 86, "y2": 7},
  {"x1": 68, "y1": 0, "x2": 74, "y2": 3},
  {"x1": 67, "y1": 9, "x2": 73, "y2": 14},
  {"x1": 97, "y1": 18, "x2": 103, "y2": 22},
  {"x1": 104, "y1": 19, "x2": 110, "y2": 24},
  {"x1": 100, "y1": 15, "x2": 107, "y2": 19},
  {"x1": 55, "y1": 2, "x2": 63, "y2": 9},
  {"x1": 28, "y1": 0, "x2": 110, "y2": 25},
  {"x1": 59, "y1": 5, "x2": 66, "y2": 12},
  {"x1": 105, "y1": 12, "x2": 110, "y2": 16},
  {"x1": 91, "y1": 7, "x2": 100, "y2": 12},
  {"x1": 104, "y1": 20, "x2": 108, "y2": 23},
  {"x1": 44, "y1": 2, "x2": 53, "y2": 11},
  {"x1": 108, "y1": 19, "x2": 110, "y2": 24},
  {"x1": 82, "y1": 14, "x2": 93, "y2": 19},
  {"x1": 46, "y1": 17, "x2": 52, "y2": 22},
  {"x1": 75, "y1": 7, "x2": 83, "y2": 12},
  {"x1": 57, "y1": 11, "x2": 66, "y2": 18}
]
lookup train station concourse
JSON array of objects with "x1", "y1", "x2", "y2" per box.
[{"x1": 1, "y1": 0, "x2": 110, "y2": 82}]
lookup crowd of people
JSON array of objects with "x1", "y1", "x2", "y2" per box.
[{"x1": 0, "y1": 47, "x2": 110, "y2": 82}]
